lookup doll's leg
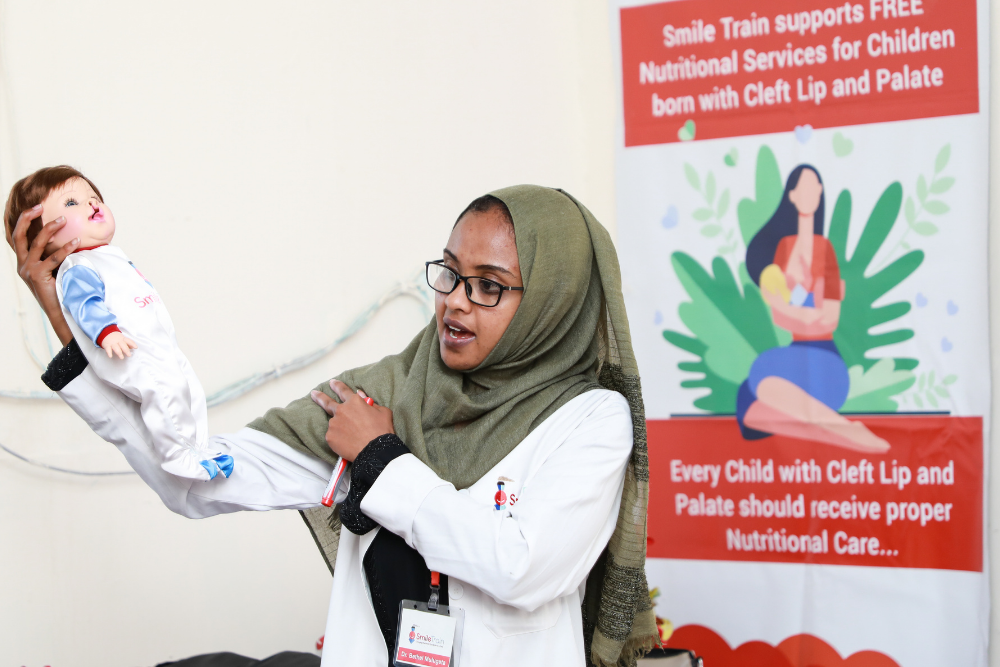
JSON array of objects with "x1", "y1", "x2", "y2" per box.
[
  {"x1": 113, "y1": 349, "x2": 232, "y2": 481},
  {"x1": 175, "y1": 349, "x2": 209, "y2": 446}
]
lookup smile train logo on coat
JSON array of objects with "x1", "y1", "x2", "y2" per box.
[{"x1": 495, "y1": 475, "x2": 514, "y2": 510}]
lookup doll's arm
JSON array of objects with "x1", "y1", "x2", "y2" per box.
[{"x1": 61, "y1": 265, "x2": 126, "y2": 348}]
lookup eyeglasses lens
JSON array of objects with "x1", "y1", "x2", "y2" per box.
[
  {"x1": 427, "y1": 264, "x2": 457, "y2": 293},
  {"x1": 469, "y1": 278, "x2": 502, "y2": 306},
  {"x1": 426, "y1": 263, "x2": 503, "y2": 306}
]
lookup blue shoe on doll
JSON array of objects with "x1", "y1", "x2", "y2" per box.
[{"x1": 199, "y1": 455, "x2": 235, "y2": 480}]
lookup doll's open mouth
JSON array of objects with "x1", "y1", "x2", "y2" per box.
[{"x1": 89, "y1": 210, "x2": 105, "y2": 222}]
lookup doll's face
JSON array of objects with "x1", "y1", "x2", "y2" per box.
[{"x1": 42, "y1": 177, "x2": 115, "y2": 254}]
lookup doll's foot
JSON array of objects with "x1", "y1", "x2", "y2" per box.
[{"x1": 198, "y1": 455, "x2": 235, "y2": 480}]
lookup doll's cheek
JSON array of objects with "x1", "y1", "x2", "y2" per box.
[{"x1": 49, "y1": 217, "x2": 85, "y2": 247}]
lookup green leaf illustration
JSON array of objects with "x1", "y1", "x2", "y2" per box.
[
  {"x1": 662, "y1": 330, "x2": 738, "y2": 413},
  {"x1": 943, "y1": 374, "x2": 957, "y2": 385},
  {"x1": 913, "y1": 221, "x2": 938, "y2": 235},
  {"x1": 668, "y1": 252, "x2": 780, "y2": 390},
  {"x1": 916, "y1": 175, "x2": 927, "y2": 203},
  {"x1": 923, "y1": 200, "x2": 950, "y2": 215},
  {"x1": 934, "y1": 386, "x2": 949, "y2": 397},
  {"x1": 684, "y1": 164, "x2": 701, "y2": 191},
  {"x1": 701, "y1": 224, "x2": 722, "y2": 237},
  {"x1": 841, "y1": 359, "x2": 916, "y2": 412},
  {"x1": 693, "y1": 208, "x2": 714, "y2": 221},
  {"x1": 716, "y1": 189, "x2": 730, "y2": 219},
  {"x1": 737, "y1": 146, "x2": 783, "y2": 245},
  {"x1": 935, "y1": 144, "x2": 951, "y2": 173},
  {"x1": 929, "y1": 177, "x2": 954, "y2": 194},
  {"x1": 904, "y1": 196, "x2": 916, "y2": 225},
  {"x1": 913, "y1": 394, "x2": 924, "y2": 408},
  {"x1": 926, "y1": 392, "x2": 939, "y2": 408},
  {"x1": 705, "y1": 171, "x2": 716, "y2": 204},
  {"x1": 829, "y1": 181, "x2": 922, "y2": 373}
]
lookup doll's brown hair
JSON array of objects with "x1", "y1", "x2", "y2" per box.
[{"x1": 4, "y1": 165, "x2": 103, "y2": 253}]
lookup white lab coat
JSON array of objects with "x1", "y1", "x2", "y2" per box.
[{"x1": 56, "y1": 366, "x2": 633, "y2": 666}]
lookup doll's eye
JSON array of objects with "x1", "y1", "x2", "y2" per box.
[{"x1": 64, "y1": 198, "x2": 78, "y2": 207}]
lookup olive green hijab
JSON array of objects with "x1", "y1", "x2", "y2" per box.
[{"x1": 249, "y1": 185, "x2": 657, "y2": 667}]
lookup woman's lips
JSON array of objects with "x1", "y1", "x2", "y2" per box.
[{"x1": 442, "y1": 317, "x2": 475, "y2": 348}]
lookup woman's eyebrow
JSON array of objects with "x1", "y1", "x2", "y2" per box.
[
  {"x1": 475, "y1": 263, "x2": 515, "y2": 277},
  {"x1": 443, "y1": 249, "x2": 514, "y2": 277}
]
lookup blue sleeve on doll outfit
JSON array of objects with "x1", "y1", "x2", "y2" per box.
[{"x1": 61, "y1": 265, "x2": 118, "y2": 347}]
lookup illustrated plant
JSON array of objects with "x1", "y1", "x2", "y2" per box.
[
  {"x1": 900, "y1": 371, "x2": 957, "y2": 410},
  {"x1": 665, "y1": 145, "x2": 922, "y2": 413},
  {"x1": 875, "y1": 144, "x2": 952, "y2": 270},
  {"x1": 683, "y1": 163, "x2": 738, "y2": 255}
]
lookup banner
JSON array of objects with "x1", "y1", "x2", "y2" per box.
[{"x1": 611, "y1": 0, "x2": 990, "y2": 665}]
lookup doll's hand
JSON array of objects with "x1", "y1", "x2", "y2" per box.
[
  {"x1": 101, "y1": 332, "x2": 138, "y2": 359},
  {"x1": 311, "y1": 380, "x2": 395, "y2": 462}
]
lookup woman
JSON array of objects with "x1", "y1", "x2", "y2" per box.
[
  {"x1": 739, "y1": 165, "x2": 888, "y2": 454},
  {"x1": 9, "y1": 185, "x2": 657, "y2": 667}
]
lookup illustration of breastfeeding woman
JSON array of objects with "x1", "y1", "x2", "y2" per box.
[{"x1": 736, "y1": 165, "x2": 890, "y2": 453}]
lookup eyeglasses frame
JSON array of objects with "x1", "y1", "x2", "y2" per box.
[{"x1": 425, "y1": 260, "x2": 524, "y2": 307}]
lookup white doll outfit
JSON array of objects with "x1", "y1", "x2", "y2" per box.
[{"x1": 56, "y1": 244, "x2": 232, "y2": 481}]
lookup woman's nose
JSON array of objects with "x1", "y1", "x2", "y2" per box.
[{"x1": 444, "y1": 280, "x2": 472, "y2": 311}]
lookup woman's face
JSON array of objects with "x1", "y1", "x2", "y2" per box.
[
  {"x1": 788, "y1": 169, "x2": 823, "y2": 216},
  {"x1": 436, "y1": 208, "x2": 523, "y2": 371}
]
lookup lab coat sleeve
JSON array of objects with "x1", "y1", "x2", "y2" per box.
[
  {"x1": 61, "y1": 264, "x2": 119, "y2": 347},
  {"x1": 360, "y1": 391, "x2": 633, "y2": 611},
  {"x1": 56, "y1": 365, "x2": 333, "y2": 517}
]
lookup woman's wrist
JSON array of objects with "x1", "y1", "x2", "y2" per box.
[
  {"x1": 46, "y1": 304, "x2": 73, "y2": 346},
  {"x1": 340, "y1": 434, "x2": 410, "y2": 535},
  {"x1": 32, "y1": 283, "x2": 72, "y2": 345}
]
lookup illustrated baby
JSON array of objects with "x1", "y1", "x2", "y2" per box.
[{"x1": 6, "y1": 166, "x2": 233, "y2": 481}]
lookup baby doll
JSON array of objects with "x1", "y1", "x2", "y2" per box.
[{"x1": 5, "y1": 166, "x2": 233, "y2": 482}]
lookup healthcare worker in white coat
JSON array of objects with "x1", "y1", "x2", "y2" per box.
[{"x1": 11, "y1": 185, "x2": 658, "y2": 667}]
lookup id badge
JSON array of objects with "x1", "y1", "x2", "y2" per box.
[{"x1": 393, "y1": 600, "x2": 465, "y2": 667}]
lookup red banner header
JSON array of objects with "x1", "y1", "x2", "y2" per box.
[{"x1": 620, "y1": 0, "x2": 979, "y2": 146}]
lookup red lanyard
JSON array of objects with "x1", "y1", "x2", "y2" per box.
[{"x1": 429, "y1": 571, "x2": 441, "y2": 610}]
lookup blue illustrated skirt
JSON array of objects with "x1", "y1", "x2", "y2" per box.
[{"x1": 735, "y1": 340, "x2": 850, "y2": 440}]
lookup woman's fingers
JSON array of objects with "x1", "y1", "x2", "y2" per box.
[
  {"x1": 329, "y1": 379, "x2": 353, "y2": 403},
  {"x1": 9, "y1": 204, "x2": 42, "y2": 254},
  {"x1": 310, "y1": 390, "x2": 339, "y2": 416},
  {"x1": 43, "y1": 236, "x2": 80, "y2": 273}
]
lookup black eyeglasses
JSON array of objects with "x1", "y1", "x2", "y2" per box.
[{"x1": 425, "y1": 261, "x2": 524, "y2": 307}]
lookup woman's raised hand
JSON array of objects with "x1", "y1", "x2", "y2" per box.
[
  {"x1": 311, "y1": 380, "x2": 395, "y2": 462},
  {"x1": 7, "y1": 205, "x2": 77, "y2": 345}
]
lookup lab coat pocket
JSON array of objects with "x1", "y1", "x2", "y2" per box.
[{"x1": 483, "y1": 597, "x2": 562, "y2": 638}]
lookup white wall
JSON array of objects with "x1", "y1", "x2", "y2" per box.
[
  {"x1": 0, "y1": 2, "x2": 615, "y2": 665},
  {"x1": 4, "y1": 1, "x2": 1000, "y2": 666}
]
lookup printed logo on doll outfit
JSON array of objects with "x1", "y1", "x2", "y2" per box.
[{"x1": 129, "y1": 261, "x2": 153, "y2": 287}]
